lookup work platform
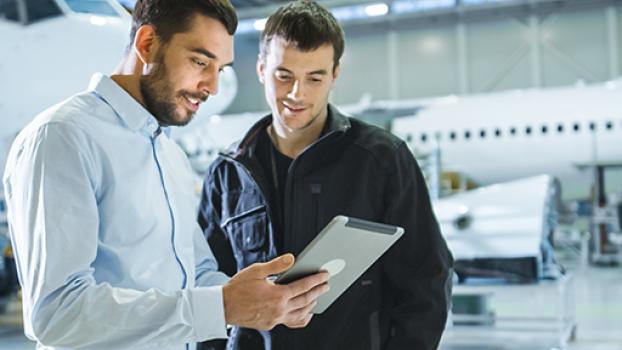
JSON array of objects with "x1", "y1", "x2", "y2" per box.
[{"x1": 441, "y1": 273, "x2": 576, "y2": 350}]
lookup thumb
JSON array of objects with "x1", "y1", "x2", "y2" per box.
[{"x1": 255, "y1": 253, "x2": 295, "y2": 277}]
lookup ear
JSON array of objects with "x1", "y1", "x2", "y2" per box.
[
  {"x1": 256, "y1": 54, "x2": 266, "y2": 84},
  {"x1": 331, "y1": 64, "x2": 340, "y2": 85},
  {"x1": 133, "y1": 25, "x2": 160, "y2": 65}
]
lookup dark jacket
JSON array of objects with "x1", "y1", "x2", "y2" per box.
[{"x1": 198, "y1": 105, "x2": 453, "y2": 350}]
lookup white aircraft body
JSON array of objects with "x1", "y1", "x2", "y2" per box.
[
  {"x1": 391, "y1": 81, "x2": 622, "y2": 200},
  {"x1": 390, "y1": 81, "x2": 622, "y2": 275}
]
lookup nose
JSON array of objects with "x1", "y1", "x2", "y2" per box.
[
  {"x1": 287, "y1": 79, "x2": 304, "y2": 100},
  {"x1": 198, "y1": 65, "x2": 220, "y2": 96}
]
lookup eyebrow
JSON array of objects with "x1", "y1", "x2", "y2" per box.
[
  {"x1": 277, "y1": 67, "x2": 328, "y2": 75},
  {"x1": 190, "y1": 47, "x2": 234, "y2": 67}
]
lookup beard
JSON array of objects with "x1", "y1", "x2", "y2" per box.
[{"x1": 139, "y1": 52, "x2": 206, "y2": 127}]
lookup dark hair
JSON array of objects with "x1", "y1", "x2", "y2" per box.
[
  {"x1": 260, "y1": 1, "x2": 345, "y2": 70},
  {"x1": 129, "y1": 0, "x2": 237, "y2": 45}
]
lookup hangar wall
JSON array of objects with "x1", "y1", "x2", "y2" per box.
[{"x1": 227, "y1": 3, "x2": 622, "y2": 113}]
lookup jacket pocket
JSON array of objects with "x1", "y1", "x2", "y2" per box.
[{"x1": 223, "y1": 205, "x2": 268, "y2": 252}]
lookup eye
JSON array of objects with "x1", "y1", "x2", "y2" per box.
[
  {"x1": 275, "y1": 72, "x2": 292, "y2": 81},
  {"x1": 192, "y1": 58, "x2": 206, "y2": 67}
]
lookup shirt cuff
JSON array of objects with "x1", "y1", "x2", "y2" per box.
[{"x1": 190, "y1": 286, "x2": 228, "y2": 341}]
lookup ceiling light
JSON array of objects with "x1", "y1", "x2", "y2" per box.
[{"x1": 365, "y1": 3, "x2": 389, "y2": 17}]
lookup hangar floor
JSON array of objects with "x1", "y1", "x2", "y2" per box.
[
  {"x1": 442, "y1": 257, "x2": 622, "y2": 350},
  {"x1": 0, "y1": 257, "x2": 620, "y2": 350}
]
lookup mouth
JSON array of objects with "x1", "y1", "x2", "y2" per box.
[
  {"x1": 283, "y1": 102, "x2": 307, "y2": 114},
  {"x1": 182, "y1": 94, "x2": 205, "y2": 113}
]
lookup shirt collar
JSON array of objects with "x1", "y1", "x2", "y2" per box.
[{"x1": 88, "y1": 73, "x2": 169, "y2": 137}]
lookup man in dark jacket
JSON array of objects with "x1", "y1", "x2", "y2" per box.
[{"x1": 198, "y1": 1, "x2": 453, "y2": 349}]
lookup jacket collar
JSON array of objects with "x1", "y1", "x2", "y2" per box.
[{"x1": 226, "y1": 104, "x2": 351, "y2": 159}]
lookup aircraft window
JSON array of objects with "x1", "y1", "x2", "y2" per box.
[
  {"x1": 435, "y1": 131, "x2": 442, "y2": 141},
  {"x1": 65, "y1": 0, "x2": 119, "y2": 17},
  {"x1": 405, "y1": 134, "x2": 413, "y2": 143},
  {"x1": 479, "y1": 129, "x2": 486, "y2": 138},
  {"x1": 494, "y1": 128, "x2": 501, "y2": 137},
  {"x1": 510, "y1": 127, "x2": 517, "y2": 136},
  {"x1": 464, "y1": 130, "x2": 471, "y2": 140},
  {"x1": 118, "y1": 0, "x2": 135, "y2": 10},
  {"x1": 541, "y1": 125, "x2": 548, "y2": 134},
  {"x1": 573, "y1": 123, "x2": 580, "y2": 132},
  {"x1": 606, "y1": 121, "x2": 613, "y2": 130},
  {"x1": 589, "y1": 122, "x2": 596, "y2": 131},
  {"x1": 0, "y1": 0, "x2": 19, "y2": 21},
  {"x1": 525, "y1": 126, "x2": 532, "y2": 135},
  {"x1": 557, "y1": 124, "x2": 564, "y2": 133},
  {"x1": 25, "y1": 0, "x2": 62, "y2": 23},
  {"x1": 1, "y1": 0, "x2": 62, "y2": 23},
  {"x1": 420, "y1": 133, "x2": 428, "y2": 143},
  {"x1": 449, "y1": 131, "x2": 457, "y2": 141}
]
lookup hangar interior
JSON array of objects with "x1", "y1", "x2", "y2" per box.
[{"x1": 1, "y1": 0, "x2": 622, "y2": 349}]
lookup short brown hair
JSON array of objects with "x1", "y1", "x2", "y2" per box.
[
  {"x1": 129, "y1": 0, "x2": 237, "y2": 45},
  {"x1": 259, "y1": 1, "x2": 345, "y2": 70}
]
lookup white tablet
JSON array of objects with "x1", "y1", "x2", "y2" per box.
[{"x1": 275, "y1": 215, "x2": 404, "y2": 314}]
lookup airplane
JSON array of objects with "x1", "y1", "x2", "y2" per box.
[
  {"x1": 390, "y1": 81, "x2": 622, "y2": 274},
  {"x1": 390, "y1": 80, "x2": 622, "y2": 200}
]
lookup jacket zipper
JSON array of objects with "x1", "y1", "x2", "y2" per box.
[
  {"x1": 283, "y1": 129, "x2": 340, "y2": 253},
  {"x1": 311, "y1": 184, "x2": 322, "y2": 235},
  {"x1": 281, "y1": 130, "x2": 339, "y2": 350}
]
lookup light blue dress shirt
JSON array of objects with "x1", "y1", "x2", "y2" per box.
[{"x1": 2, "y1": 74, "x2": 230, "y2": 350}]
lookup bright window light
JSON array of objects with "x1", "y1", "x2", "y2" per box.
[
  {"x1": 236, "y1": 19, "x2": 256, "y2": 34},
  {"x1": 89, "y1": 16, "x2": 108, "y2": 26},
  {"x1": 365, "y1": 3, "x2": 389, "y2": 17},
  {"x1": 331, "y1": 2, "x2": 389, "y2": 21},
  {"x1": 330, "y1": 6, "x2": 359, "y2": 21},
  {"x1": 253, "y1": 18, "x2": 267, "y2": 31}
]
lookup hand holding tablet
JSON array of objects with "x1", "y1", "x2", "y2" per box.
[{"x1": 276, "y1": 216, "x2": 404, "y2": 313}]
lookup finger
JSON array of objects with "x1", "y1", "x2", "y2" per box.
[
  {"x1": 285, "y1": 307, "x2": 315, "y2": 329},
  {"x1": 248, "y1": 254, "x2": 295, "y2": 278},
  {"x1": 285, "y1": 271, "x2": 330, "y2": 298},
  {"x1": 287, "y1": 314, "x2": 314, "y2": 329},
  {"x1": 287, "y1": 282, "x2": 329, "y2": 310}
]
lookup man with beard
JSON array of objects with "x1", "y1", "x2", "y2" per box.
[
  {"x1": 2, "y1": 1, "x2": 329, "y2": 350},
  {"x1": 198, "y1": 1, "x2": 453, "y2": 350}
]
